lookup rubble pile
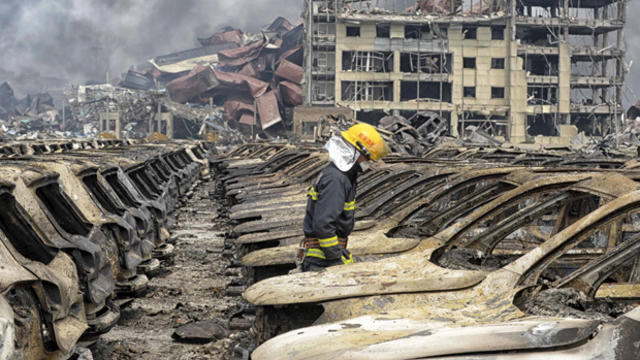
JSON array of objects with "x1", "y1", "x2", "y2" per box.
[
  {"x1": 309, "y1": 110, "x2": 457, "y2": 157},
  {"x1": 0, "y1": 17, "x2": 303, "y2": 143},
  {"x1": 378, "y1": 111, "x2": 456, "y2": 156},
  {"x1": 66, "y1": 84, "x2": 243, "y2": 142},
  {"x1": 0, "y1": 82, "x2": 62, "y2": 138},
  {"x1": 162, "y1": 17, "x2": 304, "y2": 136},
  {"x1": 42, "y1": 16, "x2": 305, "y2": 142}
]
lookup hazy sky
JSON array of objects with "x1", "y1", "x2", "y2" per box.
[
  {"x1": 0, "y1": 0, "x2": 302, "y2": 92},
  {"x1": 0, "y1": 0, "x2": 638, "y2": 106},
  {"x1": 624, "y1": 1, "x2": 640, "y2": 106}
]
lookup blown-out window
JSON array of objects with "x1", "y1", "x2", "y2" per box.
[
  {"x1": 129, "y1": 172, "x2": 155, "y2": 200},
  {"x1": 36, "y1": 183, "x2": 92, "y2": 236},
  {"x1": 162, "y1": 157, "x2": 180, "y2": 172},
  {"x1": 150, "y1": 162, "x2": 169, "y2": 181},
  {"x1": 179, "y1": 152, "x2": 192, "y2": 165},
  {"x1": 130, "y1": 170, "x2": 161, "y2": 199},
  {"x1": 0, "y1": 192, "x2": 57, "y2": 264},
  {"x1": 346, "y1": 26, "x2": 360, "y2": 37},
  {"x1": 191, "y1": 147, "x2": 205, "y2": 160},
  {"x1": 171, "y1": 154, "x2": 187, "y2": 169},
  {"x1": 104, "y1": 173, "x2": 141, "y2": 208},
  {"x1": 82, "y1": 174, "x2": 125, "y2": 216}
]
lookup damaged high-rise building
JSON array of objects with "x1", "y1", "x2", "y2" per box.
[{"x1": 303, "y1": 0, "x2": 626, "y2": 144}]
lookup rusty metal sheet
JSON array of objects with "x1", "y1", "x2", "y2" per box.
[
  {"x1": 282, "y1": 24, "x2": 304, "y2": 52},
  {"x1": 256, "y1": 91, "x2": 282, "y2": 130},
  {"x1": 238, "y1": 113, "x2": 255, "y2": 126},
  {"x1": 238, "y1": 62, "x2": 258, "y2": 77},
  {"x1": 198, "y1": 29, "x2": 244, "y2": 46},
  {"x1": 120, "y1": 70, "x2": 154, "y2": 90},
  {"x1": 218, "y1": 39, "x2": 265, "y2": 67},
  {"x1": 275, "y1": 59, "x2": 303, "y2": 84},
  {"x1": 213, "y1": 70, "x2": 268, "y2": 98},
  {"x1": 265, "y1": 16, "x2": 294, "y2": 33},
  {"x1": 150, "y1": 54, "x2": 219, "y2": 74},
  {"x1": 279, "y1": 81, "x2": 303, "y2": 106},
  {"x1": 224, "y1": 99, "x2": 254, "y2": 121},
  {"x1": 166, "y1": 65, "x2": 219, "y2": 103}
]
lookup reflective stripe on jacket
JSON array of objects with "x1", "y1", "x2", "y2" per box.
[{"x1": 303, "y1": 163, "x2": 357, "y2": 264}]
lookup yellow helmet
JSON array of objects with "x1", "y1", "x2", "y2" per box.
[{"x1": 341, "y1": 123, "x2": 390, "y2": 161}]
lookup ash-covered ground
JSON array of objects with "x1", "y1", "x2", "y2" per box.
[{"x1": 91, "y1": 178, "x2": 251, "y2": 359}]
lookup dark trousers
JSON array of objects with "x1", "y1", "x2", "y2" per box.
[{"x1": 301, "y1": 258, "x2": 343, "y2": 272}]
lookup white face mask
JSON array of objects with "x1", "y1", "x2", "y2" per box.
[
  {"x1": 325, "y1": 136, "x2": 359, "y2": 172},
  {"x1": 359, "y1": 161, "x2": 371, "y2": 172}
]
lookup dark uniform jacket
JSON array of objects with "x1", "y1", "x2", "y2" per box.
[{"x1": 303, "y1": 162, "x2": 358, "y2": 267}]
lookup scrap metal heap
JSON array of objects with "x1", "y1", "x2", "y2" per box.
[
  {"x1": 0, "y1": 17, "x2": 304, "y2": 142},
  {"x1": 0, "y1": 138, "x2": 214, "y2": 359},
  {"x1": 210, "y1": 139, "x2": 640, "y2": 359},
  {"x1": 163, "y1": 17, "x2": 305, "y2": 136}
]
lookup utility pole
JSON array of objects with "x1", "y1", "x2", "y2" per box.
[
  {"x1": 157, "y1": 100, "x2": 162, "y2": 134},
  {"x1": 252, "y1": 100, "x2": 257, "y2": 140},
  {"x1": 105, "y1": 71, "x2": 110, "y2": 132},
  {"x1": 61, "y1": 91, "x2": 66, "y2": 132}
]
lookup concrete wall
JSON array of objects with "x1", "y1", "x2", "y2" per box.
[{"x1": 310, "y1": 0, "x2": 625, "y2": 144}]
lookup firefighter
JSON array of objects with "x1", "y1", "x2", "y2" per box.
[{"x1": 299, "y1": 123, "x2": 389, "y2": 272}]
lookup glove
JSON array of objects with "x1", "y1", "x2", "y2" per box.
[{"x1": 341, "y1": 249, "x2": 354, "y2": 265}]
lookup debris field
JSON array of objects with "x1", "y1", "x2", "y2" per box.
[
  {"x1": 0, "y1": 0, "x2": 640, "y2": 359},
  {"x1": 1, "y1": 133, "x2": 640, "y2": 360},
  {"x1": 221, "y1": 142, "x2": 640, "y2": 359}
]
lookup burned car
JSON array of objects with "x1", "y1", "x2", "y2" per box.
[
  {"x1": 8, "y1": 159, "x2": 151, "y2": 296},
  {"x1": 243, "y1": 171, "x2": 640, "y2": 339},
  {"x1": 0, "y1": 164, "x2": 120, "y2": 339},
  {"x1": 250, "y1": 184, "x2": 640, "y2": 359},
  {"x1": 0, "y1": 180, "x2": 87, "y2": 358}
]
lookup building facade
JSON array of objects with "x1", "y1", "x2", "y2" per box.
[{"x1": 304, "y1": 0, "x2": 626, "y2": 144}]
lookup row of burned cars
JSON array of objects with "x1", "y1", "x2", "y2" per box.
[
  {"x1": 0, "y1": 139, "x2": 210, "y2": 359},
  {"x1": 215, "y1": 142, "x2": 640, "y2": 360}
]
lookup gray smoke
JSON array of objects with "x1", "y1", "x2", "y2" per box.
[
  {"x1": 0, "y1": 1, "x2": 638, "y2": 107},
  {"x1": 0, "y1": 0, "x2": 301, "y2": 94},
  {"x1": 625, "y1": 1, "x2": 640, "y2": 107}
]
